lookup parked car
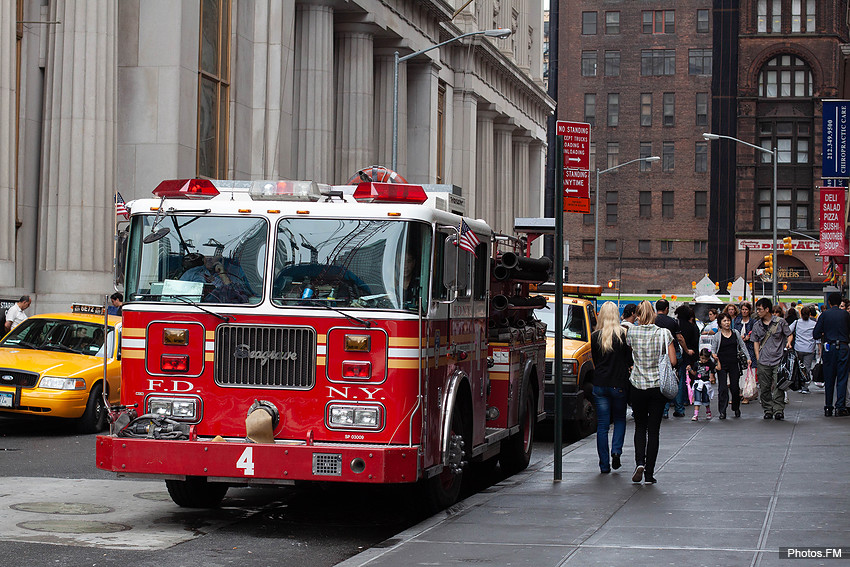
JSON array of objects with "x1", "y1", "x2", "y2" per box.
[{"x1": 0, "y1": 305, "x2": 121, "y2": 432}]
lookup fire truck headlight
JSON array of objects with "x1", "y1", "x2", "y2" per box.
[
  {"x1": 147, "y1": 397, "x2": 199, "y2": 421},
  {"x1": 328, "y1": 404, "x2": 382, "y2": 430}
]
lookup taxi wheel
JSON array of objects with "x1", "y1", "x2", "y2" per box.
[
  {"x1": 166, "y1": 477, "x2": 229, "y2": 508},
  {"x1": 77, "y1": 383, "x2": 107, "y2": 434}
]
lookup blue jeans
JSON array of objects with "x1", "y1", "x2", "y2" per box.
[
  {"x1": 593, "y1": 385, "x2": 628, "y2": 471},
  {"x1": 664, "y1": 362, "x2": 689, "y2": 415},
  {"x1": 822, "y1": 343, "x2": 850, "y2": 410}
]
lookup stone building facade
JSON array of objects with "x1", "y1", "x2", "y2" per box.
[{"x1": 1, "y1": 0, "x2": 552, "y2": 313}]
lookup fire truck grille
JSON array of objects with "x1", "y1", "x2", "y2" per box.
[
  {"x1": 312, "y1": 453, "x2": 342, "y2": 476},
  {"x1": 214, "y1": 325, "x2": 316, "y2": 389}
]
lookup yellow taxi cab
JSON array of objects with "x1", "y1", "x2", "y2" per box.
[
  {"x1": 0, "y1": 304, "x2": 121, "y2": 432},
  {"x1": 534, "y1": 283, "x2": 600, "y2": 438}
]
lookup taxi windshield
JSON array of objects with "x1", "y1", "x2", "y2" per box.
[
  {"x1": 1, "y1": 319, "x2": 110, "y2": 357},
  {"x1": 538, "y1": 303, "x2": 588, "y2": 341},
  {"x1": 272, "y1": 219, "x2": 431, "y2": 311},
  {"x1": 125, "y1": 215, "x2": 268, "y2": 305}
]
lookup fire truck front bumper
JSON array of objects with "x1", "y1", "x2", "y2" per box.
[{"x1": 96, "y1": 435, "x2": 421, "y2": 484}]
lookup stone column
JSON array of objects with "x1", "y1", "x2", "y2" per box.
[
  {"x1": 452, "y1": 90, "x2": 477, "y2": 214},
  {"x1": 0, "y1": 2, "x2": 15, "y2": 287},
  {"x1": 335, "y1": 24, "x2": 374, "y2": 184},
  {"x1": 294, "y1": 1, "x2": 333, "y2": 182},
  {"x1": 37, "y1": 0, "x2": 116, "y2": 311},
  {"x1": 528, "y1": 141, "x2": 545, "y2": 218},
  {"x1": 493, "y1": 123, "x2": 514, "y2": 233},
  {"x1": 407, "y1": 61, "x2": 439, "y2": 184},
  {"x1": 475, "y1": 111, "x2": 496, "y2": 223},
  {"x1": 374, "y1": 49, "x2": 403, "y2": 170},
  {"x1": 512, "y1": 135, "x2": 532, "y2": 219}
]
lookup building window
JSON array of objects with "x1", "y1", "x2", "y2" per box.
[
  {"x1": 197, "y1": 0, "x2": 231, "y2": 179},
  {"x1": 689, "y1": 49, "x2": 712, "y2": 75},
  {"x1": 605, "y1": 240, "x2": 617, "y2": 253},
  {"x1": 639, "y1": 191, "x2": 652, "y2": 218},
  {"x1": 640, "y1": 142, "x2": 653, "y2": 171},
  {"x1": 759, "y1": 122, "x2": 811, "y2": 164},
  {"x1": 663, "y1": 93, "x2": 675, "y2": 126},
  {"x1": 758, "y1": 55, "x2": 813, "y2": 98},
  {"x1": 581, "y1": 51, "x2": 597, "y2": 77},
  {"x1": 642, "y1": 10, "x2": 675, "y2": 34},
  {"x1": 661, "y1": 241, "x2": 674, "y2": 254},
  {"x1": 605, "y1": 12, "x2": 620, "y2": 34},
  {"x1": 607, "y1": 142, "x2": 619, "y2": 169},
  {"x1": 663, "y1": 142, "x2": 675, "y2": 171},
  {"x1": 605, "y1": 51, "x2": 620, "y2": 76},
  {"x1": 695, "y1": 141, "x2": 708, "y2": 173},
  {"x1": 639, "y1": 240, "x2": 651, "y2": 254},
  {"x1": 606, "y1": 191, "x2": 618, "y2": 224},
  {"x1": 582, "y1": 12, "x2": 597, "y2": 35},
  {"x1": 697, "y1": 9, "x2": 710, "y2": 32},
  {"x1": 758, "y1": 188, "x2": 810, "y2": 230},
  {"x1": 694, "y1": 240, "x2": 707, "y2": 253},
  {"x1": 584, "y1": 94, "x2": 596, "y2": 126},
  {"x1": 662, "y1": 191, "x2": 674, "y2": 218},
  {"x1": 696, "y1": 92, "x2": 708, "y2": 126},
  {"x1": 641, "y1": 93, "x2": 652, "y2": 126},
  {"x1": 582, "y1": 240, "x2": 594, "y2": 254},
  {"x1": 695, "y1": 191, "x2": 707, "y2": 218},
  {"x1": 607, "y1": 94, "x2": 619, "y2": 127},
  {"x1": 641, "y1": 50, "x2": 676, "y2": 76},
  {"x1": 758, "y1": 0, "x2": 782, "y2": 33},
  {"x1": 583, "y1": 203, "x2": 595, "y2": 225},
  {"x1": 589, "y1": 142, "x2": 596, "y2": 172}
]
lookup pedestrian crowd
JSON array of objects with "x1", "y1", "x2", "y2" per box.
[{"x1": 589, "y1": 293, "x2": 850, "y2": 485}]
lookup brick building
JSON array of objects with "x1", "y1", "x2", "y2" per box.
[
  {"x1": 558, "y1": 1, "x2": 850, "y2": 295},
  {"x1": 559, "y1": 1, "x2": 714, "y2": 293}
]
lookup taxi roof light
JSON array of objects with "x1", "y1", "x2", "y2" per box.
[
  {"x1": 352, "y1": 182, "x2": 428, "y2": 204},
  {"x1": 152, "y1": 179, "x2": 220, "y2": 199},
  {"x1": 248, "y1": 180, "x2": 324, "y2": 201}
]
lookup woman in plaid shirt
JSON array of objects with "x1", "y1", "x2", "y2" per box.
[{"x1": 626, "y1": 301, "x2": 678, "y2": 484}]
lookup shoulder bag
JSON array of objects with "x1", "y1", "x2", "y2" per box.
[
  {"x1": 657, "y1": 328, "x2": 679, "y2": 399},
  {"x1": 736, "y1": 331, "x2": 749, "y2": 374}
]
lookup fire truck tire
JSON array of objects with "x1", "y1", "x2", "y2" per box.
[
  {"x1": 499, "y1": 386, "x2": 535, "y2": 475},
  {"x1": 567, "y1": 397, "x2": 596, "y2": 440},
  {"x1": 77, "y1": 383, "x2": 107, "y2": 434},
  {"x1": 425, "y1": 403, "x2": 471, "y2": 512},
  {"x1": 166, "y1": 477, "x2": 229, "y2": 508}
]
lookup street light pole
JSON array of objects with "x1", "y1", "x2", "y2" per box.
[
  {"x1": 704, "y1": 133, "x2": 778, "y2": 304},
  {"x1": 593, "y1": 156, "x2": 660, "y2": 286},
  {"x1": 392, "y1": 28, "x2": 511, "y2": 172}
]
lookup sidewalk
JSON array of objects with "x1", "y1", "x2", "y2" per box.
[{"x1": 337, "y1": 387, "x2": 850, "y2": 567}]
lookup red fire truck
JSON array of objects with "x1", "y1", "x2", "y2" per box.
[{"x1": 96, "y1": 175, "x2": 547, "y2": 510}]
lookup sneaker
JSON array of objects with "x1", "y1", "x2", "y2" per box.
[
  {"x1": 836, "y1": 408, "x2": 849, "y2": 417},
  {"x1": 764, "y1": 413, "x2": 773, "y2": 420},
  {"x1": 662, "y1": 412, "x2": 669, "y2": 419},
  {"x1": 643, "y1": 473, "x2": 657, "y2": 484},
  {"x1": 632, "y1": 465, "x2": 644, "y2": 483},
  {"x1": 825, "y1": 407, "x2": 834, "y2": 417},
  {"x1": 691, "y1": 415, "x2": 699, "y2": 421},
  {"x1": 815, "y1": 382, "x2": 825, "y2": 388},
  {"x1": 774, "y1": 412, "x2": 784, "y2": 421},
  {"x1": 612, "y1": 454, "x2": 621, "y2": 470},
  {"x1": 673, "y1": 411, "x2": 685, "y2": 417},
  {"x1": 800, "y1": 388, "x2": 810, "y2": 394},
  {"x1": 706, "y1": 412, "x2": 712, "y2": 420}
]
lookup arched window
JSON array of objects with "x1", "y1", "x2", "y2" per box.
[{"x1": 757, "y1": 55, "x2": 813, "y2": 98}]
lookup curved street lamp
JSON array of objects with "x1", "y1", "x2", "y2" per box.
[
  {"x1": 392, "y1": 28, "x2": 512, "y2": 171},
  {"x1": 593, "y1": 156, "x2": 660, "y2": 285},
  {"x1": 703, "y1": 132, "x2": 778, "y2": 303}
]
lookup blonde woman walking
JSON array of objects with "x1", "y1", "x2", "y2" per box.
[
  {"x1": 591, "y1": 302, "x2": 633, "y2": 473},
  {"x1": 626, "y1": 301, "x2": 677, "y2": 484}
]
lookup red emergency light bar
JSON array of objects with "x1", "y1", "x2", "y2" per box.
[
  {"x1": 152, "y1": 179, "x2": 220, "y2": 199},
  {"x1": 352, "y1": 182, "x2": 428, "y2": 204}
]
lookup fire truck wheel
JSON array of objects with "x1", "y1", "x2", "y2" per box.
[
  {"x1": 425, "y1": 404, "x2": 470, "y2": 512},
  {"x1": 567, "y1": 397, "x2": 596, "y2": 440},
  {"x1": 77, "y1": 383, "x2": 107, "y2": 434},
  {"x1": 499, "y1": 386, "x2": 535, "y2": 475},
  {"x1": 166, "y1": 477, "x2": 229, "y2": 508}
]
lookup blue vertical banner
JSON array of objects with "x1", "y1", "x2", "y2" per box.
[{"x1": 823, "y1": 100, "x2": 850, "y2": 178}]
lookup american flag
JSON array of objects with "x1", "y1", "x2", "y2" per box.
[
  {"x1": 457, "y1": 218, "x2": 480, "y2": 257},
  {"x1": 115, "y1": 192, "x2": 129, "y2": 220}
]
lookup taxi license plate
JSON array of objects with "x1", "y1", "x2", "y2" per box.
[{"x1": 0, "y1": 392, "x2": 13, "y2": 408}]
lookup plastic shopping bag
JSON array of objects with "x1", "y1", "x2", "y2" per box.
[{"x1": 741, "y1": 367, "x2": 758, "y2": 400}]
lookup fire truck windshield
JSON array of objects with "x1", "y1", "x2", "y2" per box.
[
  {"x1": 272, "y1": 219, "x2": 430, "y2": 311},
  {"x1": 126, "y1": 214, "x2": 268, "y2": 305}
]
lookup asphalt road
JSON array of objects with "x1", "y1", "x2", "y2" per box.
[{"x1": 0, "y1": 416, "x2": 557, "y2": 566}]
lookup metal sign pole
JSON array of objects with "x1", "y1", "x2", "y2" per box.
[{"x1": 554, "y1": 137, "x2": 564, "y2": 481}]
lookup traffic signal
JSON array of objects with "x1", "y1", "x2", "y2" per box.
[
  {"x1": 763, "y1": 254, "x2": 773, "y2": 276},
  {"x1": 783, "y1": 236, "x2": 793, "y2": 256}
]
